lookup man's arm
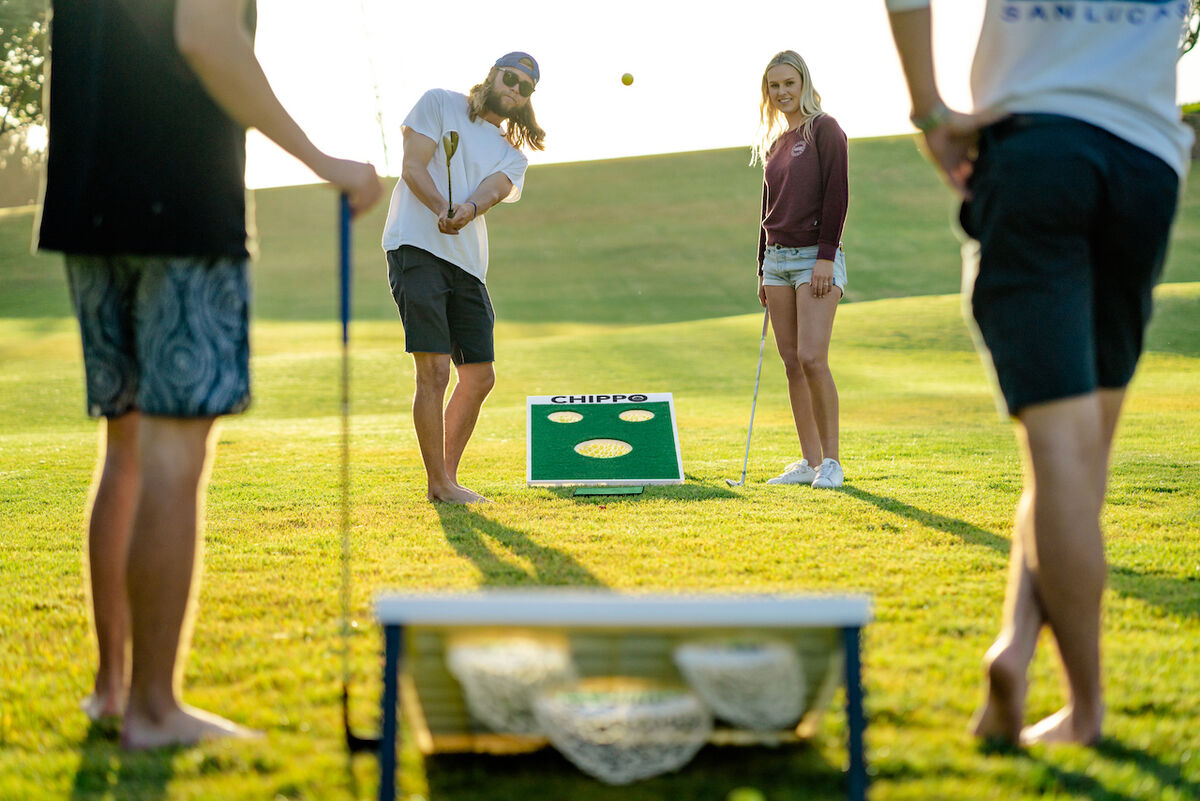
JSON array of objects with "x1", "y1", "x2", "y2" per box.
[
  {"x1": 444, "y1": 172, "x2": 515, "y2": 231},
  {"x1": 174, "y1": 0, "x2": 381, "y2": 215},
  {"x1": 886, "y1": 5, "x2": 943, "y2": 124},
  {"x1": 886, "y1": 3, "x2": 986, "y2": 198},
  {"x1": 400, "y1": 127, "x2": 448, "y2": 216}
]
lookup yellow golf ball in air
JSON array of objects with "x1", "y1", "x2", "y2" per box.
[
  {"x1": 727, "y1": 789, "x2": 765, "y2": 801},
  {"x1": 622, "y1": 72, "x2": 634, "y2": 86}
]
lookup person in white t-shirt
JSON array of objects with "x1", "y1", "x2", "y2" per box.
[
  {"x1": 885, "y1": 0, "x2": 1192, "y2": 746},
  {"x1": 382, "y1": 52, "x2": 544, "y2": 504}
]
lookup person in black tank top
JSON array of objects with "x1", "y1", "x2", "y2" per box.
[{"x1": 38, "y1": 0, "x2": 383, "y2": 749}]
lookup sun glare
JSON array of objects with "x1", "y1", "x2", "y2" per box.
[{"x1": 245, "y1": 0, "x2": 1197, "y2": 190}]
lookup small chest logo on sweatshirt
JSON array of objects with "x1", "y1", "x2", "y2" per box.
[{"x1": 791, "y1": 140, "x2": 808, "y2": 158}]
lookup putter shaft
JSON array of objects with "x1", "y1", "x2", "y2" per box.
[
  {"x1": 729, "y1": 307, "x2": 770, "y2": 486},
  {"x1": 443, "y1": 131, "x2": 459, "y2": 210}
]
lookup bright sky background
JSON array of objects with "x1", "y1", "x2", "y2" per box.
[{"x1": 247, "y1": 0, "x2": 1200, "y2": 189}]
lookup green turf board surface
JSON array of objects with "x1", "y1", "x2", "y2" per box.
[
  {"x1": 527, "y1": 393, "x2": 684, "y2": 486},
  {"x1": 572, "y1": 485, "x2": 645, "y2": 497}
]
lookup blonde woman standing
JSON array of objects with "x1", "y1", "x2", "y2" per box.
[{"x1": 754, "y1": 50, "x2": 850, "y2": 489}]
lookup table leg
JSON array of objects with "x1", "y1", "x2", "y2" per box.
[
  {"x1": 842, "y1": 626, "x2": 868, "y2": 801},
  {"x1": 378, "y1": 624, "x2": 403, "y2": 801}
]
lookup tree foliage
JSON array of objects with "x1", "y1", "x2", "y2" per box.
[
  {"x1": 1185, "y1": 0, "x2": 1200, "y2": 56},
  {"x1": 0, "y1": 0, "x2": 47, "y2": 136}
]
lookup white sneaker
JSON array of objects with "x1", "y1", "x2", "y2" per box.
[
  {"x1": 812, "y1": 458, "x2": 844, "y2": 489},
  {"x1": 766, "y1": 459, "x2": 818, "y2": 484}
]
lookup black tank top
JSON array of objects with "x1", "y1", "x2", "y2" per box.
[{"x1": 39, "y1": 0, "x2": 254, "y2": 258}]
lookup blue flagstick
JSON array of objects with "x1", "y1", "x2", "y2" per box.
[
  {"x1": 339, "y1": 193, "x2": 380, "y2": 754},
  {"x1": 340, "y1": 194, "x2": 352, "y2": 346}
]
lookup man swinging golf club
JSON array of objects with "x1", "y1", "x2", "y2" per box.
[{"x1": 383, "y1": 52, "x2": 545, "y2": 503}]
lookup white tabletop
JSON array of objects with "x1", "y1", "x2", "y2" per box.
[{"x1": 375, "y1": 590, "x2": 872, "y2": 628}]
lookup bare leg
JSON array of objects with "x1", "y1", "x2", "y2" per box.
[
  {"x1": 411, "y1": 353, "x2": 484, "y2": 504},
  {"x1": 971, "y1": 491, "x2": 1044, "y2": 742},
  {"x1": 82, "y1": 412, "x2": 141, "y2": 722},
  {"x1": 1013, "y1": 390, "x2": 1122, "y2": 746},
  {"x1": 443, "y1": 361, "x2": 495, "y2": 491},
  {"x1": 121, "y1": 416, "x2": 258, "y2": 750},
  {"x1": 794, "y1": 285, "x2": 841, "y2": 462},
  {"x1": 765, "y1": 286, "x2": 822, "y2": 464}
]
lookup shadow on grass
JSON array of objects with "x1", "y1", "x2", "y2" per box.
[
  {"x1": 840, "y1": 485, "x2": 1010, "y2": 553},
  {"x1": 842, "y1": 486, "x2": 1199, "y2": 621},
  {"x1": 1014, "y1": 736, "x2": 1200, "y2": 800},
  {"x1": 424, "y1": 742, "x2": 847, "y2": 801},
  {"x1": 672, "y1": 477, "x2": 741, "y2": 500},
  {"x1": 1108, "y1": 566, "x2": 1200, "y2": 621},
  {"x1": 549, "y1": 477, "x2": 739, "y2": 503},
  {"x1": 69, "y1": 721, "x2": 174, "y2": 801},
  {"x1": 435, "y1": 506, "x2": 606, "y2": 587}
]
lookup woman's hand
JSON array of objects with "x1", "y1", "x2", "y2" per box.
[
  {"x1": 757, "y1": 274, "x2": 767, "y2": 308},
  {"x1": 811, "y1": 259, "x2": 835, "y2": 298}
]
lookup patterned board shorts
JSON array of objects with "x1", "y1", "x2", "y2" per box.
[{"x1": 65, "y1": 254, "x2": 251, "y2": 418}]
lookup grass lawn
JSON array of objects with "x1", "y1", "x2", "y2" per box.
[{"x1": 1, "y1": 139, "x2": 1198, "y2": 801}]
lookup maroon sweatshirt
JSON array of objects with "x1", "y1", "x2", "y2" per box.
[{"x1": 757, "y1": 113, "x2": 849, "y2": 272}]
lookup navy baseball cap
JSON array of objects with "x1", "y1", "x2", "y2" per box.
[{"x1": 494, "y1": 52, "x2": 540, "y2": 84}]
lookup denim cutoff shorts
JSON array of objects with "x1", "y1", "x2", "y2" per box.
[{"x1": 762, "y1": 244, "x2": 847, "y2": 291}]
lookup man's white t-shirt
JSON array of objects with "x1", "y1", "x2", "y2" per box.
[
  {"x1": 970, "y1": 0, "x2": 1193, "y2": 178},
  {"x1": 381, "y1": 89, "x2": 528, "y2": 282},
  {"x1": 884, "y1": 0, "x2": 1194, "y2": 177}
]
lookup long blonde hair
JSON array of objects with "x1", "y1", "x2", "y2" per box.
[
  {"x1": 751, "y1": 50, "x2": 823, "y2": 166},
  {"x1": 468, "y1": 68, "x2": 547, "y2": 151}
]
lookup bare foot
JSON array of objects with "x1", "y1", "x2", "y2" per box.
[
  {"x1": 121, "y1": 703, "x2": 262, "y2": 750},
  {"x1": 427, "y1": 484, "x2": 489, "y2": 504},
  {"x1": 1020, "y1": 705, "x2": 1102, "y2": 746},
  {"x1": 81, "y1": 691, "x2": 124, "y2": 724},
  {"x1": 970, "y1": 641, "x2": 1028, "y2": 744}
]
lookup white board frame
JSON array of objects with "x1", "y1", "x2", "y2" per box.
[{"x1": 525, "y1": 392, "x2": 685, "y2": 487}]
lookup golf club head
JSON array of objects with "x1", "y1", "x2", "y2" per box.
[{"x1": 342, "y1": 684, "x2": 381, "y2": 754}]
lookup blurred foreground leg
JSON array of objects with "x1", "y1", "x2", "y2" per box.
[{"x1": 121, "y1": 416, "x2": 258, "y2": 749}]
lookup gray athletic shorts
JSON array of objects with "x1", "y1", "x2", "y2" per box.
[
  {"x1": 65, "y1": 255, "x2": 251, "y2": 418},
  {"x1": 386, "y1": 245, "x2": 495, "y2": 364}
]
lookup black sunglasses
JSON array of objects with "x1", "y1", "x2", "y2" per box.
[{"x1": 501, "y1": 69, "x2": 535, "y2": 97}]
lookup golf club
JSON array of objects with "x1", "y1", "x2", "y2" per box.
[
  {"x1": 338, "y1": 193, "x2": 381, "y2": 754},
  {"x1": 726, "y1": 306, "x2": 770, "y2": 487},
  {"x1": 443, "y1": 131, "x2": 459, "y2": 211}
]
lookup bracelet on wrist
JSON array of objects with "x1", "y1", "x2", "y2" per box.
[
  {"x1": 910, "y1": 101, "x2": 950, "y2": 133},
  {"x1": 468, "y1": 200, "x2": 478, "y2": 219}
]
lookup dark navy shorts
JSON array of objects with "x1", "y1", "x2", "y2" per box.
[
  {"x1": 66, "y1": 255, "x2": 251, "y2": 419},
  {"x1": 960, "y1": 114, "x2": 1179, "y2": 414},
  {"x1": 386, "y1": 245, "x2": 495, "y2": 364}
]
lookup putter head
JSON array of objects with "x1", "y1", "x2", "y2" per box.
[
  {"x1": 443, "y1": 131, "x2": 459, "y2": 162},
  {"x1": 342, "y1": 684, "x2": 381, "y2": 754}
]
